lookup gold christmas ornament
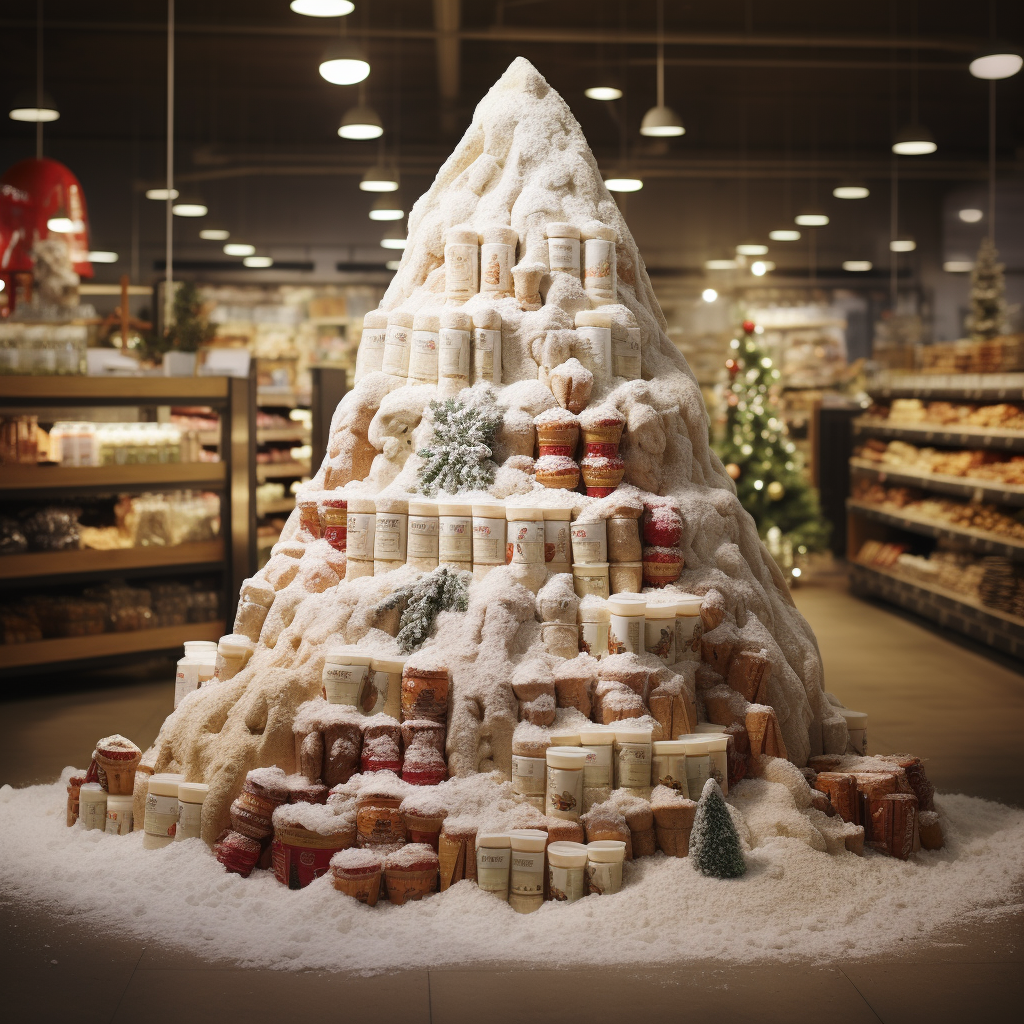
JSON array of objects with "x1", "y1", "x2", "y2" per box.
[
  {"x1": 725, "y1": 463, "x2": 741, "y2": 481},
  {"x1": 767, "y1": 481, "x2": 785, "y2": 500}
]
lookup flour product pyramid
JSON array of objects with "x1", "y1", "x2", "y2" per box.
[{"x1": 145, "y1": 58, "x2": 850, "y2": 843}]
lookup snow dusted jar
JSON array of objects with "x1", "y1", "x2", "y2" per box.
[
  {"x1": 345, "y1": 495, "x2": 376, "y2": 579},
  {"x1": 572, "y1": 561, "x2": 610, "y2": 600},
  {"x1": 651, "y1": 740, "x2": 689, "y2": 793},
  {"x1": 543, "y1": 506, "x2": 571, "y2": 573},
  {"x1": 174, "y1": 640, "x2": 217, "y2": 707},
  {"x1": 471, "y1": 502, "x2": 506, "y2": 580},
  {"x1": 321, "y1": 497, "x2": 348, "y2": 552},
  {"x1": 613, "y1": 309, "x2": 642, "y2": 380},
  {"x1": 322, "y1": 652, "x2": 372, "y2": 706},
  {"x1": 175, "y1": 782, "x2": 209, "y2": 842},
  {"x1": 545, "y1": 746, "x2": 587, "y2": 821},
  {"x1": 840, "y1": 709, "x2": 869, "y2": 756},
  {"x1": 79, "y1": 783, "x2": 107, "y2": 831},
  {"x1": 381, "y1": 310, "x2": 414, "y2": 379},
  {"x1": 544, "y1": 221, "x2": 581, "y2": 275},
  {"x1": 373, "y1": 497, "x2": 409, "y2": 573},
  {"x1": 609, "y1": 561, "x2": 642, "y2": 594},
  {"x1": 570, "y1": 518, "x2": 607, "y2": 564},
  {"x1": 581, "y1": 220, "x2": 617, "y2": 305},
  {"x1": 586, "y1": 840, "x2": 626, "y2": 895},
  {"x1": 233, "y1": 577, "x2": 275, "y2": 642},
  {"x1": 353, "y1": 309, "x2": 387, "y2": 383},
  {"x1": 143, "y1": 772, "x2": 185, "y2": 849},
  {"x1": 297, "y1": 497, "x2": 321, "y2": 539},
  {"x1": 705, "y1": 733, "x2": 729, "y2": 796},
  {"x1": 607, "y1": 595, "x2": 646, "y2": 655},
  {"x1": 574, "y1": 309, "x2": 612, "y2": 380},
  {"x1": 508, "y1": 829, "x2": 547, "y2": 914},
  {"x1": 546, "y1": 841, "x2": 588, "y2": 904},
  {"x1": 214, "y1": 634, "x2": 255, "y2": 681},
  {"x1": 438, "y1": 501, "x2": 473, "y2": 570},
  {"x1": 406, "y1": 500, "x2": 440, "y2": 572},
  {"x1": 506, "y1": 505, "x2": 544, "y2": 565},
  {"x1": 512, "y1": 734, "x2": 549, "y2": 807},
  {"x1": 408, "y1": 312, "x2": 440, "y2": 385},
  {"x1": 614, "y1": 727, "x2": 652, "y2": 791},
  {"x1": 578, "y1": 596, "x2": 609, "y2": 659},
  {"x1": 580, "y1": 728, "x2": 614, "y2": 789},
  {"x1": 104, "y1": 794, "x2": 133, "y2": 836},
  {"x1": 479, "y1": 225, "x2": 517, "y2": 299},
  {"x1": 680, "y1": 737, "x2": 710, "y2": 800},
  {"x1": 472, "y1": 307, "x2": 502, "y2": 385},
  {"x1": 644, "y1": 601, "x2": 677, "y2": 665},
  {"x1": 674, "y1": 593, "x2": 703, "y2": 663},
  {"x1": 438, "y1": 309, "x2": 472, "y2": 395},
  {"x1": 369, "y1": 655, "x2": 407, "y2": 721},
  {"x1": 444, "y1": 225, "x2": 479, "y2": 303},
  {"x1": 475, "y1": 832, "x2": 512, "y2": 901},
  {"x1": 607, "y1": 512, "x2": 642, "y2": 563}
]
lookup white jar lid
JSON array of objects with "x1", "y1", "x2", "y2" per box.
[
  {"x1": 545, "y1": 222, "x2": 580, "y2": 239},
  {"x1": 546, "y1": 841, "x2": 589, "y2": 867},
  {"x1": 703, "y1": 734, "x2": 729, "y2": 752},
  {"x1": 652, "y1": 740, "x2": 689, "y2": 755},
  {"x1": 106, "y1": 794, "x2": 133, "y2": 809},
  {"x1": 586, "y1": 840, "x2": 626, "y2": 863},
  {"x1": 644, "y1": 604, "x2": 676, "y2": 621},
  {"x1": 217, "y1": 634, "x2": 255, "y2": 658},
  {"x1": 149, "y1": 773, "x2": 186, "y2": 797},
  {"x1": 675, "y1": 593, "x2": 703, "y2": 615},
  {"x1": 438, "y1": 503, "x2": 472, "y2": 517},
  {"x1": 370, "y1": 655, "x2": 408, "y2": 673},
  {"x1": 375, "y1": 498, "x2": 408, "y2": 514},
  {"x1": 579, "y1": 729, "x2": 614, "y2": 746},
  {"x1": 678, "y1": 738, "x2": 710, "y2": 755},
  {"x1": 475, "y1": 831, "x2": 511, "y2": 849},
  {"x1": 607, "y1": 594, "x2": 647, "y2": 616},
  {"x1": 575, "y1": 309, "x2": 612, "y2": 329},
  {"x1": 178, "y1": 782, "x2": 210, "y2": 802},
  {"x1": 408, "y1": 500, "x2": 437, "y2": 517},
  {"x1": 348, "y1": 495, "x2": 376, "y2": 514},
  {"x1": 79, "y1": 783, "x2": 106, "y2": 800},
  {"x1": 693, "y1": 723, "x2": 728, "y2": 734},
  {"x1": 323, "y1": 652, "x2": 373, "y2": 667},
  {"x1": 547, "y1": 731, "x2": 580, "y2": 747},
  {"x1": 184, "y1": 640, "x2": 218, "y2": 654},
  {"x1": 363, "y1": 309, "x2": 388, "y2": 329},
  {"x1": 542, "y1": 507, "x2": 572, "y2": 521},
  {"x1": 387, "y1": 310, "x2": 415, "y2": 328},
  {"x1": 839, "y1": 709, "x2": 868, "y2": 727},
  {"x1": 472, "y1": 503, "x2": 506, "y2": 518},
  {"x1": 508, "y1": 829, "x2": 548, "y2": 852},
  {"x1": 578, "y1": 600, "x2": 610, "y2": 623},
  {"x1": 573, "y1": 562, "x2": 610, "y2": 574},
  {"x1": 614, "y1": 727, "x2": 652, "y2": 745},
  {"x1": 506, "y1": 506, "x2": 544, "y2": 522},
  {"x1": 546, "y1": 747, "x2": 588, "y2": 770}
]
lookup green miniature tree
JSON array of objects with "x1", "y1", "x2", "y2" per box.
[
  {"x1": 967, "y1": 237, "x2": 1009, "y2": 341},
  {"x1": 380, "y1": 566, "x2": 471, "y2": 652},
  {"x1": 417, "y1": 396, "x2": 502, "y2": 497},
  {"x1": 163, "y1": 281, "x2": 216, "y2": 353},
  {"x1": 690, "y1": 778, "x2": 746, "y2": 879}
]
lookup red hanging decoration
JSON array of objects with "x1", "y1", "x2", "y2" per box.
[{"x1": 741, "y1": 319, "x2": 756, "y2": 335}]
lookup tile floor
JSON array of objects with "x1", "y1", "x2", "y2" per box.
[{"x1": 1, "y1": 579, "x2": 1021, "y2": 1023}]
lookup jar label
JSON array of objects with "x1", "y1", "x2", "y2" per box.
[
  {"x1": 545, "y1": 520, "x2": 570, "y2": 565},
  {"x1": 144, "y1": 792, "x2": 179, "y2": 838},
  {"x1": 508, "y1": 520, "x2": 543, "y2": 564},
  {"x1": 616, "y1": 742, "x2": 651, "y2": 789},
  {"x1": 381, "y1": 326, "x2": 412, "y2": 376},
  {"x1": 104, "y1": 807, "x2": 132, "y2": 835},
  {"x1": 584, "y1": 237, "x2": 615, "y2": 294},
  {"x1": 408, "y1": 331, "x2": 439, "y2": 383},
  {"x1": 473, "y1": 329, "x2": 502, "y2": 384},
  {"x1": 546, "y1": 764, "x2": 583, "y2": 820},
  {"x1": 445, "y1": 243, "x2": 479, "y2": 298},
  {"x1": 407, "y1": 516, "x2": 440, "y2": 558},
  {"x1": 579, "y1": 620, "x2": 607, "y2": 660},
  {"x1": 439, "y1": 516, "x2": 472, "y2": 561},
  {"x1": 644, "y1": 617, "x2": 676, "y2": 664},
  {"x1": 512, "y1": 755, "x2": 546, "y2": 795},
  {"x1": 323, "y1": 663, "x2": 369, "y2": 706},
  {"x1": 438, "y1": 329, "x2": 471, "y2": 382},
  {"x1": 686, "y1": 754, "x2": 710, "y2": 801},
  {"x1": 572, "y1": 568, "x2": 609, "y2": 599},
  {"x1": 346, "y1": 512, "x2": 376, "y2": 559},
  {"x1": 675, "y1": 613, "x2": 703, "y2": 661},
  {"x1": 652, "y1": 752, "x2": 687, "y2": 793},
  {"x1": 548, "y1": 862, "x2": 586, "y2": 903},
  {"x1": 177, "y1": 800, "x2": 203, "y2": 840},
  {"x1": 174, "y1": 662, "x2": 199, "y2": 708},
  {"x1": 582, "y1": 745, "x2": 613, "y2": 788},
  {"x1": 586, "y1": 858, "x2": 622, "y2": 896},
  {"x1": 473, "y1": 518, "x2": 506, "y2": 564},
  {"x1": 614, "y1": 329, "x2": 642, "y2": 379},
  {"x1": 576, "y1": 325, "x2": 611, "y2": 376},
  {"x1": 510, "y1": 849, "x2": 545, "y2": 896},
  {"x1": 480, "y1": 242, "x2": 514, "y2": 296},
  {"x1": 81, "y1": 800, "x2": 107, "y2": 831},
  {"x1": 608, "y1": 614, "x2": 643, "y2": 656},
  {"x1": 475, "y1": 848, "x2": 511, "y2": 897},
  {"x1": 373, "y1": 514, "x2": 408, "y2": 560},
  {"x1": 570, "y1": 524, "x2": 607, "y2": 563},
  {"x1": 356, "y1": 328, "x2": 387, "y2": 380},
  {"x1": 548, "y1": 236, "x2": 580, "y2": 274}
]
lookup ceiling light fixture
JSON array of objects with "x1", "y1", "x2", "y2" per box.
[
  {"x1": 290, "y1": 0, "x2": 354, "y2": 16},
  {"x1": 585, "y1": 84, "x2": 622, "y2": 101},
  {"x1": 145, "y1": 188, "x2": 179, "y2": 201},
  {"x1": 360, "y1": 165, "x2": 399, "y2": 192},
  {"x1": 892, "y1": 123, "x2": 937, "y2": 156},
  {"x1": 604, "y1": 176, "x2": 643, "y2": 193},
  {"x1": 750, "y1": 261, "x2": 770, "y2": 277},
  {"x1": 339, "y1": 104, "x2": 383, "y2": 140},
  {"x1": 943, "y1": 260, "x2": 974, "y2": 272},
  {"x1": 843, "y1": 260, "x2": 873, "y2": 272},
  {"x1": 224, "y1": 243, "x2": 256, "y2": 257},
  {"x1": 701, "y1": 288, "x2": 718, "y2": 303},
  {"x1": 969, "y1": 49, "x2": 1023, "y2": 80},
  {"x1": 369, "y1": 194, "x2": 403, "y2": 221},
  {"x1": 704, "y1": 259, "x2": 737, "y2": 271},
  {"x1": 958, "y1": 208, "x2": 983, "y2": 223},
  {"x1": 8, "y1": 96, "x2": 59, "y2": 122},
  {"x1": 736, "y1": 242, "x2": 768, "y2": 256},
  {"x1": 833, "y1": 182, "x2": 870, "y2": 199},
  {"x1": 319, "y1": 40, "x2": 370, "y2": 85},
  {"x1": 88, "y1": 251, "x2": 118, "y2": 263},
  {"x1": 795, "y1": 212, "x2": 829, "y2": 227},
  {"x1": 890, "y1": 238, "x2": 917, "y2": 252},
  {"x1": 46, "y1": 215, "x2": 81, "y2": 233},
  {"x1": 380, "y1": 226, "x2": 407, "y2": 250},
  {"x1": 171, "y1": 202, "x2": 208, "y2": 218},
  {"x1": 243, "y1": 255, "x2": 274, "y2": 268},
  {"x1": 385, "y1": 260, "x2": 401, "y2": 271},
  {"x1": 199, "y1": 228, "x2": 230, "y2": 241},
  {"x1": 769, "y1": 229, "x2": 801, "y2": 241},
  {"x1": 640, "y1": 0, "x2": 684, "y2": 138}
]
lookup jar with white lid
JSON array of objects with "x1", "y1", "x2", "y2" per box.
[
  {"x1": 581, "y1": 221, "x2": 617, "y2": 305},
  {"x1": 674, "y1": 593, "x2": 703, "y2": 663},
  {"x1": 233, "y1": 577, "x2": 275, "y2": 642},
  {"x1": 214, "y1": 634, "x2": 255, "y2": 682},
  {"x1": 679, "y1": 737, "x2": 710, "y2": 800},
  {"x1": 408, "y1": 312, "x2": 440, "y2": 385},
  {"x1": 545, "y1": 747, "x2": 587, "y2": 821},
  {"x1": 381, "y1": 311, "x2": 414, "y2": 378},
  {"x1": 840, "y1": 709, "x2": 869, "y2": 755},
  {"x1": 322, "y1": 653, "x2": 373, "y2": 707},
  {"x1": 369, "y1": 655, "x2": 407, "y2": 720},
  {"x1": 506, "y1": 506, "x2": 544, "y2": 564},
  {"x1": 175, "y1": 782, "x2": 209, "y2": 841},
  {"x1": 704, "y1": 732, "x2": 729, "y2": 795},
  {"x1": 472, "y1": 307, "x2": 502, "y2": 384},
  {"x1": 512, "y1": 738, "x2": 547, "y2": 803},
  {"x1": 543, "y1": 507, "x2": 572, "y2": 573},
  {"x1": 570, "y1": 518, "x2": 607, "y2": 565},
  {"x1": 613, "y1": 311, "x2": 642, "y2": 380},
  {"x1": 508, "y1": 829, "x2": 547, "y2": 914},
  {"x1": 541, "y1": 621, "x2": 578, "y2": 659},
  {"x1": 607, "y1": 513, "x2": 642, "y2": 562},
  {"x1": 438, "y1": 309, "x2": 472, "y2": 395},
  {"x1": 444, "y1": 226, "x2": 479, "y2": 303},
  {"x1": 574, "y1": 309, "x2": 612, "y2": 380},
  {"x1": 544, "y1": 221, "x2": 581, "y2": 275},
  {"x1": 578, "y1": 597, "x2": 609, "y2": 659},
  {"x1": 479, "y1": 225, "x2": 517, "y2": 299},
  {"x1": 143, "y1": 773, "x2": 185, "y2": 849},
  {"x1": 579, "y1": 729, "x2": 614, "y2": 789},
  {"x1": 104, "y1": 794, "x2": 133, "y2": 836},
  {"x1": 79, "y1": 783, "x2": 107, "y2": 831},
  {"x1": 546, "y1": 841, "x2": 588, "y2": 904},
  {"x1": 572, "y1": 562, "x2": 609, "y2": 600},
  {"x1": 353, "y1": 309, "x2": 388, "y2": 383},
  {"x1": 475, "y1": 832, "x2": 511, "y2": 900},
  {"x1": 608, "y1": 561, "x2": 643, "y2": 594},
  {"x1": 586, "y1": 840, "x2": 626, "y2": 895},
  {"x1": 438, "y1": 501, "x2": 473, "y2": 570},
  {"x1": 373, "y1": 498, "x2": 409, "y2": 573},
  {"x1": 472, "y1": 503, "x2": 506, "y2": 579},
  {"x1": 607, "y1": 594, "x2": 646, "y2": 656},
  {"x1": 614, "y1": 727, "x2": 652, "y2": 790},
  {"x1": 644, "y1": 602, "x2": 677, "y2": 665},
  {"x1": 174, "y1": 641, "x2": 218, "y2": 708},
  {"x1": 651, "y1": 740, "x2": 689, "y2": 794},
  {"x1": 407, "y1": 500, "x2": 440, "y2": 572},
  {"x1": 345, "y1": 495, "x2": 377, "y2": 579}
]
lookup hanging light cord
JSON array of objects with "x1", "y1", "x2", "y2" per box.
[
  {"x1": 36, "y1": 0, "x2": 44, "y2": 159},
  {"x1": 165, "y1": 0, "x2": 175, "y2": 331},
  {"x1": 656, "y1": 0, "x2": 665, "y2": 109}
]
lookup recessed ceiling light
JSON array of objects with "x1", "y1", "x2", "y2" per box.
[
  {"x1": 702, "y1": 288, "x2": 718, "y2": 303},
  {"x1": 145, "y1": 188, "x2": 179, "y2": 200},
  {"x1": 88, "y1": 251, "x2": 119, "y2": 263},
  {"x1": 604, "y1": 176, "x2": 643, "y2": 192},
  {"x1": 704, "y1": 259, "x2": 737, "y2": 270},
  {"x1": 795, "y1": 212, "x2": 829, "y2": 227},
  {"x1": 224, "y1": 243, "x2": 256, "y2": 257},
  {"x1": 585, "y1": 85, "x2": 623, "y2": 101},
  {"x1": 892, "y1": 124, "x2": 937, "y2": 156},
  {"x1": 842, "y1": 260, "x2": 873, "y2": 272},
  {"x1": 199, "y1": 228, "x2": 230, "y2": 241},
  {"x1": 736, "y1": 243, "x2": 768, "y2": 256},
  {"x1": 943, "y1": 260, "x2": 974, "y2": 272},
  {"x1": 958, "y1": 208, "x2": 983, "y2": 223},
  {"x1": 969, "y1": 51, "x2": 1023, "y2": 80},
  {"x1": 769, "y1": 229, "x2": 801, "y2": 242},
  {"x1": 890, "y1": 238, "x2": 917, "y2": 252},
  {"x1": 243, "y1": 255, "x2": 274, "y2": 268},
  {"x1": 290, "y1": 0, "x2": 354, "y2": 16},
  {"x1": 172, "y1": 203, "x2": 208, "y2": 218},
  {"x1": 833, "y1": 184, "x2": 870, "y2": 199}
]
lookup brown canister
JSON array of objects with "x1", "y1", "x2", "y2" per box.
[
  {"x1": 321, "y1": 498, "x2": 347, "y2": 551},
  {"x1": 355, "y1": 796, "x2": 406, "y2": 848},
  {"x1": 298, "y1": 499, "x2": 321, "y2": 539},
  {"x1": 66, "y1": 774, "x2": 88, "y2": 827},
  {"x1": 401, "y1": 665, "x2": 450, "y2": 724}
]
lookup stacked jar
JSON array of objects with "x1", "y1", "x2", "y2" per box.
[
  {"x1": 606, "y1": 594, "x2": 646, "y2": 657},
  {"x1": 644, "y1": 597, "x2": 677, "y2": 666},
  {"x1": 175, "y1": 782, "x2": 210, "y2": 841},
  {"x1": 674, "y1": 593, "x2": 703, "y2": 663},
  {"x1": 479, "y1": 226, "x2": 517, "y2": 299},
  {"x1": 438, "y1": 309, "x2": 472, "y2": 396},
  {"x1": 570, "y1": 516, "x2": 609, "y2": 600},
  {"x1": 143, "y1": 772, "x2": 186, "y2": 849},
  {"x1": 613, "y1": 308, "x2": 642, "y2": 380},
  {"x1": 233, "y1": 577, "x2": 276, "y2": 642},
  {"x1": 543, "y1": 507, "x2": 572, "y2": 575},
  {"x1": 297, "y1": 497, "x2": 321, "y2": 539},
  {"x1": 509, "y1": 829, "x2": 547, "y2": 914},
  {"x1": 512, "y1": 731, "x2": 549, "y2": 811},
  {"x1": 321, "y1": 497, "x2": 348, "y2": 552},
  {"x1": 574, "y1": 309, "x2": 612, "y2": 381},
  {"x1": 345, "y1": 496, "x2": 376, "y2": 579},
  {"x1": 580, "y1": 221, "x2": 617, "y2": 306},
  {"x1": 545, "y1": 747, "x2": 587, "y2": 822},
  {"x1": 579, "y1": 409, "x2": 625, "y2": 498},
  {"x1": 369, "y1": 655, "x2": 407, "y2": 721},
  {"x1": 214, "y1": 634, "x2": 255, "y2": 681},
  {"x1": 544, "y1": 222, "x2": 581, "y2": 277},
  {"x1": 444, "y1": 226, "x2": 479, "y2": 304},
  {"x1": 614, "y1": 727, "x2": 652, "y2": 792},
  {"x1": 642, "y1": 500, "x2": 684, "y2": 588},
  {"x1": 505, "y1": 504, "x2": 546, "y2": 591},
  {"x1": 322, "y1": 652, "x2": 374, "y2": 707},
  {"x1": 373, "y1": 497, "x2": 408, "y2": 573},
  {"x1": 534, "y1": 408, "x2": 580, "y2": 492},
  {"x1": 381, "y1": 311, "x2": 414, "y2": 379},
  {"x1": 174, "y1": 640, "x2": 217, "y2": 707},
  {"x1": 471, "y1": 503, "x2": 506, "y2": 581},
  {"x1": 438, "y1": 502, "x2": 473, "y2": 572},
  {"x1": 578, "y1": 595, "x2": 609, "y2": 659},
  {"x1": 407, "y1": 500, "x2": 440, "y2": 572},
  {"x1": 472, "y1": 307, "x2": 502, "y2": 385},
  {"x1": 580, "y1": 728, "x2": 615, "y2": 809},
  {"x1": 408, "y1": 313, "x2": 440, "y2": 385},
  {"x1": 353, "y1": 309, "x2": 388, "y2": 383}
]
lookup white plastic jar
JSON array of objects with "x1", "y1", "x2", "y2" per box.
[
  {"x1": 546, "y1": 841, "x2": 588, "y2": 904},
  {"x1": 345, "y1": 495, "x2": 377, "y2": 580},
  {"x1": 644, "y1": 602, "x2": 677, "y2": 666},
  {"x1": 506, "y1": 506, "x2": 544, "y2": 565},
  {"x1": 512, "y1": 741, "x2": 547, "y2": 803},
  {"x1": 608, "y1": 561, "x2": 643, "y2": 594},
  {"x1": 613, "y1": 310, "x2": 642, "y2": 380},
  {"x1": 545, "y1": 747, "x2": 587, "y2": 821},
  {"x1": 475, "y1": 832, "x2": 511, "y2": 901},
  {"x1": 614, "y1": 727, "x2": 652, "y2": 790},
  {"x1": 406, "y1": 500, "x2": 440, "y2": 572},
  {"x1": 408, "y1": 312, "x2": 440, "y2": 385},
  {"x1": 674, "y1": 593, "x2": 703, "y2": 663},
  {"x1": 704, "y1": 732, "x2": 729, "y2": 796},
  {"x1": 373, "y1": 498, "x2": 408, "y2": 572},
  {"x1": 444, "y1": 226, "x2": 479, "y2": 303},
  {"x1": 214, "y1": 634, "x2": 255, "y2": 682},
  {"x1": 572, "y1": 562, "x2": 610, "y2": 600},
  {"x1": 174, "y1": 640, "x2": 218, "y2": 708},
  {"x1": 651, "y1": 739, "x2": 689, "y2": 793},
  {"x1": 543, "y1": 507, "x2": 572, "y2": 574},
  {"x1": 233, "y1": 577, "x2": 276, "y2": 642},
  {"x1": 574, "y1": 309, "x2": 612, "y2": 380},
  {"x1": 586, "y1": 840, "x2": 626, "y2": 895},
  {"x1": 570, "y1": 518, "x2": 608, "y2": 564},
  {"x1": 472, "y1": 503, "x2": 506, "y2": 580},
  {"x1": 680, "y1": 737, "x2": 711, "y2": 800},
  {"x1": 508, "y1": 829, "x2": 547, "y2": 914},
  {"x1": 143, "y1": 773, "x2": 185, "y2": 849},
  {"x1": 840, "y1": 709, "x2": 869, "y2": 755},
  {"x1": 578, "y1": 597, "x2": 609, "y2": 659},
  {"x1": 580, "y1": 729, "x2": 614, "y2": 789},
  {"x1": 607, "y1": 594, "x2": 646, "y2": 656},
  {"x1": 322, "y1": 652, "x2": 373, "y2": 706},
  {"x1": 353, "y1": 309, "x2": 388, "y2": 383},
  {"x1": 479, "y1": 225, "x2": 517, "y2": 299},
  {"x1": 104, "y1": 794, "x2": 134, "y2": 836},
  {"x1": 472, "y1": 307, "x2": 502, "y2": 384},
  {"x1": 438, "y1": 502, "x2": 473, "y2": 571},
  {"x1": 438, "y1": 309, "x2": 472, "y2": 394},
  {"x1": 544, "y1": 221, "x2": 581, "y2": 275},
  {"x1": 381, "y1": 310, "x2": 414, "y2": 378},
  {"x1": 79, "y1": 783, "x2": 107, "y2": 831},
  {"x1": 175, "y1": 782, "x2": 209, "y2": 842},
  {"x1": 369, "y1": 655, "x2": 407, "y2": 720},
  {"x1": 581, "y1": 221, "x2": 617, "y2": 305}
]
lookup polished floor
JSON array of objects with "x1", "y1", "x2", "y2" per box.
[{"x1": 1, "y1": 578, "x2": 1021, "y2": 1023}]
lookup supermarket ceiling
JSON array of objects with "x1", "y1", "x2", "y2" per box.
[{"x1": 2, "y1": 1, "x2": 1023, "y2": 280}]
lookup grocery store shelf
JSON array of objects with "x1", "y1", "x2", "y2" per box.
[
  {"x1": 847, "y1": 499, "x2": 1024, "y2": 559},
  {"x1": 257, "y1": 427, "x2": 311, "y2": 444},
  {"x1": 854, "y1": 417, "x2": 1024, "y2": 453},
  {"x1": 257, "y1": 389, "x2": 308, "y2": 409},
  {"x1": 849, "y1": 458, "x2": 1024, "y2": 507},
  {"x1": 0, "y1": 376, "x2": 229, "y2": 403},
  {"x1": 0, "y1": 540, "x2": 224, "y2": 581},
  {"x1": 256, "y1": 534, "x2": 280, "y2": 549},
  {"x1": 257, "y1": 498, "x2": 296, "y2": 516},
  {"x1": 1, "y1": 461, "x2": 226, "y2": 493},
  {"x1": 0, "y1": 620, "x2": 224, "y2": 671},
  {"x1": 849, "y1": 562, "x2": 1024, "y2": 658},
  {"x1": 868, "y1": 372, "x2": 1024, "y2": 402},
  {"x1": 256, "y1": 461, "x2": 309, "y2": 481}
]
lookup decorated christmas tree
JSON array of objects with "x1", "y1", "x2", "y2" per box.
[
  {"x1": 714, "y1": 320, "x2": 830, "y2": 556},
  {"x1": 967, "y1": 237, "x2": 1008, "y2": 341},
  {"x1": 690, "y1": 778, "x2": 746, "y2": 879}
]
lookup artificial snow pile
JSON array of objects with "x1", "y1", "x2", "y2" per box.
[{"x1": 2, "y1": 770, "x2": 1023, "y2": 971}]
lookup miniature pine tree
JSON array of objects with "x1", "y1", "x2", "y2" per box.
[
  {"x1": 381, "y1": 566, "x2": 471, "y2": 652},
  {"x1": 967, "y1": 237, "x2": 1008, "y2": 341},
  {"x1": 163, "y1": 280, "x2": 216, "y2": 353},
  {"x1": 417, "y1": 396, "x2": 502, "y2": 496},
  {"x1": 690, "y1": 778, "x2": 746, "y2": 879},
  {"x1": 714, "y1": 320, "x2": 830, "y2": 555}
]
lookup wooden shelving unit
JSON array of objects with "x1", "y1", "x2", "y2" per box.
[
  {"x1": 0, "y1": 540, "x2": 225, "y2": 580},
  {"x1": 853, "y1": 417, "x2": 1024, "y2": 453},
  {"x1": 2, "y1": 462, "x2": 226, "y2": 493},
  {"x1": 257, "y1": 497, "x2": 296, "y2": 516},
  {"x1": 848, "y1": 458, "x2": 1024, "y2": 508},
  {"x1": 256, "y1": 460, "x2": 310, "y2": 482}
]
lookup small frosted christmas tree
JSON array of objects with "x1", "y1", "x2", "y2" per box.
[
  {"x1": 967, "y1": 237, "x2": 1008, "y2": 342},
  {"x1": 417, "y1": 396, "x2": 502, "y2": 496},
  {"x1": 690, "y1": 778, "x2": 746, "y2": 879},
  {"x1": 714, "y1": 320, "x2": 830, "y2": 555},
  {"x1": 381, "y1": 566, "x2": 471, "y2": 652}
]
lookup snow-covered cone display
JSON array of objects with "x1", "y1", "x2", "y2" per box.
[{"x1": 146, "y1": 58, "x2": 859, "y2": 850}]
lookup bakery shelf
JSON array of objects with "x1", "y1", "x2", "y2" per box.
[
  {"x1": 849, "y1": 562, "x2": 1024, "y2": 659},
  {"x1": 1, "y1": 462, "x2": 226, "y2": 493},
  {"x1": 257, "y1": 498, "x2": 296, "y2": 516},
  {"x1": 846, "y1": 499, "x2": 1024, "y2": 559},
  {"x1": 867, "y1": 371, "x2": 1024, "y2": 402},
  {"x1": 257, "y1": 427, "x2": 311, "y2": 444},
  {"x1": 849, "y1": 458, "x2": 1024, "y2": 508},
  {"x1": 854, "y1": 418, "x2": 1024, "y2": 453},
  {"x1": 0, "y1": 376, "x2": 229, "y2": 405},
  {"x1": 0, "y1": 540, "x2": 225, "y2": 581},
  {"x1": 256, "y1": 461, "x2": 309, "y2": 481},
  {"x1": 0, "y1": 619, "x2": 224, "y2": 671}
]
